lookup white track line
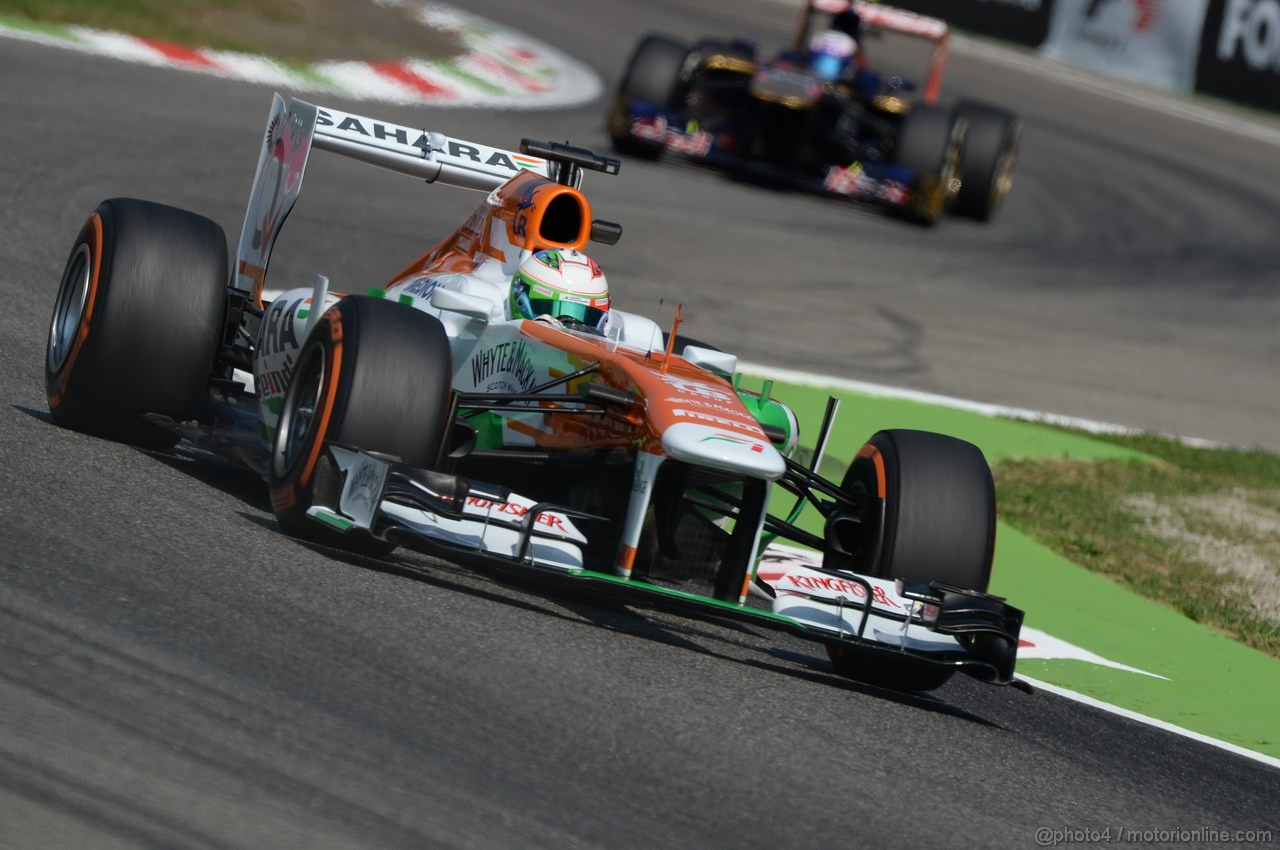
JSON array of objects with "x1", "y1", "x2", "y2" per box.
[{"x1": 738, "y1": 361, "x2": 1225, "y2": 448}]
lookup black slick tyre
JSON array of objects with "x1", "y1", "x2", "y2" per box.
[
  {"x1": 831, "y1": 429, "x2": 996, "y2": 591},
  {"x1": 891, "y1": 106, "x2": 966, "y2": 226},
  {"x1": 822, "y1": 429, "x2": 997, "y2": 691},
  {"x1": 608, "y1": 34, "x2": 690, "y2": 159},
  {"x1": 953, "y1": 103, "x2": 1021, "y2": 222},
  {"x1": 269, "y1": 295, "x2": 453, "y2": 556},
  {"x1": 45, "y1": 198, "x2": 228, "y2": 449}
]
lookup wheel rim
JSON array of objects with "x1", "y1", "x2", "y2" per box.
[
  {"x1": 48, "y1": 244, "x2": 91, "y2": 373},
  {"x1": 987, "y1": 128, "x2": 1020, "y2": 211},
  {"x1": 942, "y1": 124, "x2": 964, "y2": 202},
  {"x1": 272, "y1": 344, "x2": 326, "y2": 479},
  {"x1": 919, "y1": 121, "x2": 965, "y2": 220}
]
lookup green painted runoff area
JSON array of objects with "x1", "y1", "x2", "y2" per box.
[{"x1": 745, "y1": 373, "x2": 1280, "y2": 759}]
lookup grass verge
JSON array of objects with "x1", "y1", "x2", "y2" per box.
[{"x1": 994, "y1": 430, "x2": 1280, "y2": 658}]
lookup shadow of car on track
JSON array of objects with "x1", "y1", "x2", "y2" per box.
[
  {"x1": 19, "y1": 404, "x2": 1008, "y2": 719},
  {"x1": 18, "y1": 403, "x2": 272, "y2": 503},
  {"x1": 247, "y1": 514, "x2": 1007, "y2": 724}
]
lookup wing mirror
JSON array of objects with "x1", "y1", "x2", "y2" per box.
[
  {"x1": 591, "y1": 219, "x2": 623, "y2": 245},
  {"x1": 681, "y1": 345, "x2": 738, "y2": 376}
]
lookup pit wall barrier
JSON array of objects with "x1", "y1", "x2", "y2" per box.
[{"x1": 883, "y1": 0, "x2": 1280, "y2": 114}]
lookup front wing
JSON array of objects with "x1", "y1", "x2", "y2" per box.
[{"x1": 306, "y1": 446, "x2": 1025, "y2": 686}]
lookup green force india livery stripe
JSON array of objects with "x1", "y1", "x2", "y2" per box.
[
  {"x1": 738, "y1": 364, "x2": 1280, "y2": 768},
  {"x1": 0, "y1": 2, "x2": 601, "y2": 109}
]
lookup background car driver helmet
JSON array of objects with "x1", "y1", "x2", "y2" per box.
[
  {"x1": 809, "y1": 29, "x2": 856, "y2": 82},
  {"x1": 510, "y1": 249, "x2": 610, "y2": 331}
]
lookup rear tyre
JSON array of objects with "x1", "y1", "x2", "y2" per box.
[
  {"x1": 45, "y1": 198, "x2": 227, "y2": 449},
  {"x1": 269, "y1": 296, "x2": 453, "y2": 556},
  {"x1": 608, "y1": 34, "x2": 691, "y2": 159},
  {"x1": 891, "y1": 106, "x2": 966, "y2": 226},
  {"x1": 953, "y1": 103, "x2": 1021, "y2": 221},
  {"x1": 823, "y1": 429, "x2": 997, "y2": 691}
]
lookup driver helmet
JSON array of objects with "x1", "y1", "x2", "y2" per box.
[
  {"x1": 510, "y1": 249, "x2": 610, "y2": 331},
  {"x1": 809, "y1": 29, "x2": 857, "y2": 82}
]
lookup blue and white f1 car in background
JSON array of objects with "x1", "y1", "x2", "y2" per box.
[{"x1": 607, "y1": 0, "x2": 1022, "y2": 224}]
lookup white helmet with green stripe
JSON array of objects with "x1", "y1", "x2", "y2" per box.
[{"x1": 510, "y1": 249, "x2": 610, "y2": 331}]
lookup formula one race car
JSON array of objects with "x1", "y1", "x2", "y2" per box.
[
  {"x1": 607, "y1": 0, "x2": 1021, "y2": 224},
  {"x1": 45, "y1": 94, "x2": 1023, "y2": 692}
]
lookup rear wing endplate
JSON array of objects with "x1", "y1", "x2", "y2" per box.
[{"x1": 234, "y1": 94, "x2": 554, "y2": 303}]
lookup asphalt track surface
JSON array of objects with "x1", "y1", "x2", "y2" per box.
[{"x1": 2, "y1": 1, "x2": 1279, "y2": 847}]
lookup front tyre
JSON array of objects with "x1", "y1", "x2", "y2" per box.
[
  {"x1": 45, "y1": 198, "x2": 227, "y2": 448},
  {"x1": 608, "y1": 34, "x2": 691, "y2": 159},
  {"x1": 829, "y1": 429, "x2": 997, "y2": 590},
  {"x1": 269, "y1": 296, "x2": 453, "y2": 555},
  {"x1": 822, "y1": 429, "x2": 998, "y2": 692}
]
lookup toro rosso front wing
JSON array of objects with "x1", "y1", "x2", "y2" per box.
[{"x1": 309, "y1": 444, "x2": 1024, "y2": 686}]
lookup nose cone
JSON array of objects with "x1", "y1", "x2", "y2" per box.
[{"x1": 661, "y1": 422, "x2": 785, "y2": 480}]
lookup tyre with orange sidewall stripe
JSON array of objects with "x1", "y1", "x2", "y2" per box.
[
  {"x1": 822, "y1": 429, "x2": 997, "y2": 691},
  {"x1": 826, "y1": 428, "x2": 996, "y2": 589},
  {"x1": 45, "y1": 198, "x2": 227, "y2": 448},
  {"x1": 268, "y1": 295, "x2": 452, "y2": 555}
]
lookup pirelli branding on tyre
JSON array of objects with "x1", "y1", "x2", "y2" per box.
[
  {"x1": 887, "y1": 0, "x2": 1055, "y2": 47},
  {"x1": 1196, "y1": 0, "x2": 1280, "y2": 111}
]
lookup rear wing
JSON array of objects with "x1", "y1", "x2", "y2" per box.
[
  {"x1": 234, "y1": 94, "x2": 581, "y2": 303},
  {"x1": 798, "y1": 1, "x2": 950, "y2": 104},
  {"x1": 852, "y1": 1, "x2": 948, "y2": 42}
]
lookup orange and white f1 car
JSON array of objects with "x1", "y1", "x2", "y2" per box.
[{"x1": 44, "y1": 94, "x2": 1024, "y2": 692}]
